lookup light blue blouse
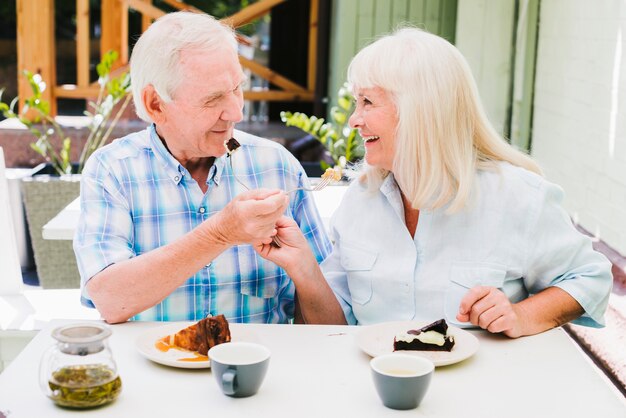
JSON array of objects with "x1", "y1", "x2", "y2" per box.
[{"x1": 322, "y1": 163, "x2": 612, "y2": 327}]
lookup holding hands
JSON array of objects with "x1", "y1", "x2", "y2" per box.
[
  {"x1": 209, "y1": 188, "x2": 289, "y2": 246},
  {"x1": 254, "y1": 216, "x2": 315, "y2": 273}
]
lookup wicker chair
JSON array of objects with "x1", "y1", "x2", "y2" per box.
[{"x1": 21, "y1": 174, "x2": 81, "y2": 288}]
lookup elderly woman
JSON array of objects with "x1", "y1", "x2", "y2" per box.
[{"x1": 257, "y1": 28, "x2": 612, "y2": 337}]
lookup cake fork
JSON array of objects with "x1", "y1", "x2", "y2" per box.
[
  {"x1": 228, "y1": 156, "x2": 285, "y2": 248},
  {"x1": 286, "y1": 176, "x2": 333, "y2": 194}
]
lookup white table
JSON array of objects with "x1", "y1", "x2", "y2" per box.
[
  {"x1": 42, "y1": 184, "x2": 347, "y2": 240},
  {"x1": 0, "y1": 320, "x2": 624, "y2": 417}
]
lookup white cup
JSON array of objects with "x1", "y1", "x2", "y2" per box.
[{"x1": 370, "y1": 353, "x2": 434, "y2": 410}]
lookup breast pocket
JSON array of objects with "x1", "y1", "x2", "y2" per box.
[
  {"x1": 444, "y1": 263, "x2": 507, "y2": 325},
  {"x1": 236, "y1": 245, "x2": 284, "y2": 299},
  {"x1": 340, "y1": 242, "x2": 378, "y2": 305}
]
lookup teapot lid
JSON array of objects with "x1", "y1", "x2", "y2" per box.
[{"x1": 51, "y1": 323, "x2": 112, "y2": 354}]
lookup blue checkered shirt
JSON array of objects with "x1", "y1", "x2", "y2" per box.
[{"x1": 74, "y1": 125, "x2": 332, "y2": 323}]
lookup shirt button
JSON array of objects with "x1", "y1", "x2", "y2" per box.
[
  {"x1": 174, "y1": 176, "x2": 180, "y2": 181},
  {"x1": 199, "y1": 207, "x2": 206, "y2": 214}
]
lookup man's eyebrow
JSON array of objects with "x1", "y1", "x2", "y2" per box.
[
  {"x1": 201, "y1": 78, "x2": 247, "y2": 104},
  {"x1": 202, "y1": 91, "x2": 225, "y2": 103}
]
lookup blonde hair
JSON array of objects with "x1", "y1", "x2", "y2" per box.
[
  {"x1": 130, "y1": 12, "x2": 237, "y2": 122},
  {"x1": 347, "y1": 27, "x2": 541, "y2": 212}
]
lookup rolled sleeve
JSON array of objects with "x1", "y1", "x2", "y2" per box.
[
  {"x1": 524, "y1": 182, "x2": 613, "y2": 327},
  {"x1": 73, "y1": 158, "x2": 135, "y2": 307}
]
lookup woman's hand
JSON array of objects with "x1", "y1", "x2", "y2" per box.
[
  {"x1": 456, "y1": 286, "x2": 525, "y2": 338},
  {"x1": 254, "y1": 216, "x2": 317, "y2": 274}
]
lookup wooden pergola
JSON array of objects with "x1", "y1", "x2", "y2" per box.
[{"x1": 16, "y1": 0, "x2": 319, "y2": 116}]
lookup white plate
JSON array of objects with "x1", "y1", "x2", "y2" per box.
[
  {"x1": 135, "y1": 322, "x2": 256, "y2": 369},
  {"x1": 356, "y1": 321, "x2": 479, "y2": 367}
]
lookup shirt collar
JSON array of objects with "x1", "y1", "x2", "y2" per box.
[
  {"x1": 211, "y1": 154, "x2": 227, "y2": 186},
  {"x1": 380, "y1": 172, "x2": 405, "y2": 222},
  {"x1": 148, "y1": 124, "x2": 226, "y2": 186},
  {"x1": 148, "y1": 124, "x2": 185, "y2": 184}
]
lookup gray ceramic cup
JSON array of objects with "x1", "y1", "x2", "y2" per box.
[
  {"x1": 370, "y1": 353, "x2": 434, "y2": 410},
  {"x1": 208, "y1": 342, "x2": 271, "y2": 398}
]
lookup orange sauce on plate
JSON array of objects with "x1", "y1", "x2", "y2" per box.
[{"x1": 155, "y1": 336, "x2": 209, "y2": 363}]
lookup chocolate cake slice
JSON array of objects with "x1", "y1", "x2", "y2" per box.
[
  {"x1": 393, "y1": 319, "x2": 455, "y2": 352},
  {"x1": 224, "y1": 137, "x2": 241, "y2": 156},
  {"x1": 161, "y1": 314, "x2": 231, "y2": 355}
]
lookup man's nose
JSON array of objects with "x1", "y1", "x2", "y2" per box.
[{"x1": 222, "y1": 91, "x2": 244, "y2": 123}]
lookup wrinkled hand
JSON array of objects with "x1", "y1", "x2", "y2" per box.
[
  {"x1": 457, "y1": 286, "x2": 524, "y2": 338},
  {"x1": 254, "y1": 216, "x2": 314, "y2": 272},
  {"x1": 209, "y1": 189, "x2": 288, "y2": 246}
]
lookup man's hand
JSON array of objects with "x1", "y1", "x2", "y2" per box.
[
  {"x1": 205, "y1": 188, "x2": 289, "y2": 246},
  {"x1": 457, "y1": 286, "x2": 525, "y2": 338}
]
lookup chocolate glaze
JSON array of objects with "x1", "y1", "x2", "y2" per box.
[
  {"x1": 395, "y1": 318, "x2": 455, "y2": 352},
  {"x1": 224, "y1": 138, "x2": 241, "y2": 155}
]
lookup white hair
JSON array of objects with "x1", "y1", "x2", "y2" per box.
[
  {"x1": 130, "y1": 12, "x2": 237, "y2": 122},
  {"x1": 347, "y1": 27, "x2": 541, "y2": 212}
]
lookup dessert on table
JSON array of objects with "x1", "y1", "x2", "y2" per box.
[
  {"x1": 156, "y1": 314, "x2": 231, "y2": 356},
  {"x1": 393, "y1": 319, "x2": 456, "y2": 352}
]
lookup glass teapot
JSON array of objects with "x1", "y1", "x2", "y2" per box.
[{"x1": 39, "y1": 323, "x2": 122, "y2": 408}]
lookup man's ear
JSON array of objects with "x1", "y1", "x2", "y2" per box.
[{"x1": 142, "y1": 85, "x2": 166, "y2": 123}]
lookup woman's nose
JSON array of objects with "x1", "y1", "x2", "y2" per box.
[{"x1": 348, "y1": 110, "x2": 362, "y2": 129}]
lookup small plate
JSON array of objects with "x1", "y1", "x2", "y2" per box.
[
  {"x1": 135, "y1": 322, "x2": 256, "y2": 369},
  {"x1": 356, "y1": 321, "x2": 479, "y2": 367}
]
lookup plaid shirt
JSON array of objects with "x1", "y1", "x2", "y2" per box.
[{"x1": 74, "y1": 125, "x2": 331, "y2": 323}]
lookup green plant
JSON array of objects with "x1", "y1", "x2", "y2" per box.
[
  {"x1": 280, "y1": 82, "x2": 363, "y2": 170},
  {"x1": 0, "y1": 50, "x2": 131, "y2": 175}
]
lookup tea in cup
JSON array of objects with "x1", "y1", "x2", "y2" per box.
[
  {"x1": 370, "y1": 353, "x2": 434, "y2": 410},
  {"x1": 208, "y1": 342, "x2": 270, "y2": 398}
]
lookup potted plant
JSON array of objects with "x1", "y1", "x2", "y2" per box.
[
  {"x1": 0, "y1": 51, "x2": 131, "y2": 288},
  {"x1": 280, "y1": 82, "x2": 363, "y2": 178}
]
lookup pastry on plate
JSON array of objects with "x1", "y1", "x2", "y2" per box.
[
  {"x1": 158, "y1": 314, "x2": 231, "y2": 355},
  {"x1": 393, "y1": 319, "x2": 455, "y2": 352}
]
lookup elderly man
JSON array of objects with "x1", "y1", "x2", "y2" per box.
[{"x1": 74, "y1": 12, "x2": 331, "y2": 324}]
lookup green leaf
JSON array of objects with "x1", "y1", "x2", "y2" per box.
[
  {"x1": 337, "y1": 97, "x2": 352, "y2": 111},
  {"x1": 311, "y1": 117, "x2": 325, "y2": 134},
  {"x1": 9, "y1": 96, "x2": 19, "y2": 113},
  {"x1": 39, "y1": 100, "x2": 50, "y2": 115},
  {"x1": 330, "y1": 107, "x2": 346, "y2": 125}
]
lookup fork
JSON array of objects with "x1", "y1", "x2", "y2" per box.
[
  {"x1": 286, "y1": 176, "x2": 333, "y2": 194},
  {"x1": 228, "y1": 156, "x2": 285, "y2": 248}
]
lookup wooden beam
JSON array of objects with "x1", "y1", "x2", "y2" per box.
[
  {"x1": 141, "y1": 0, "x2": 154, "y2": 32},
  {"x1": 222, "y1": 0, "x2": 286, "y2": 28},
  {"x1": 239, "y1": 56, "x2": 308, "y2": 93},
  {"x1": 101, "y1": 0, "x2": 124, "y2": 68},
  {"x1": 160, "y1": 0, "x2": 202, "y2": 13},
  {"x1": 16, "y1": 0, "x2": 56, "y2": 116},
  {"x1": 124, "y1": 0, "x2": 166, "y2": 20},
  {"x1": 120, "y1": 1, "x2": 130, "y2": 64},
  {"x1": 244, "y1": 90, "x2": 314, "y2": 102},
  {"x1": 307, "y1": 0, "x2": 319, "y2": 92},
  {"x1": 54, "y1": 85, "x2": 101, "y2": 99},
  {"x1": 76, "y1": 0, "x2": 90, "y2": 87}
]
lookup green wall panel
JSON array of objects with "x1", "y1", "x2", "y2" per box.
[{"x1": 328, "y1": 0, "x2": 458, "y2": 115}]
